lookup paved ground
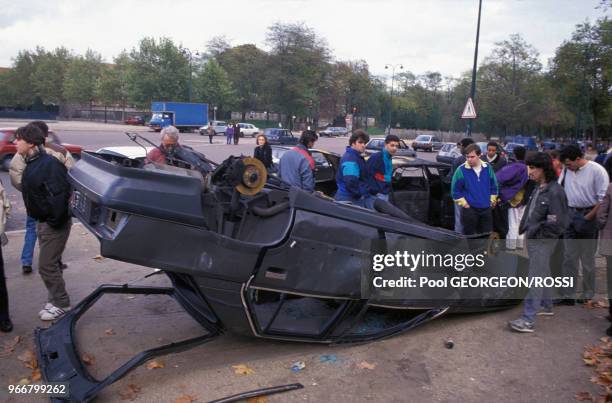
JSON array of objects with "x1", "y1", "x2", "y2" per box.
[
  {"x1": 0, "y1": 120, "x2": 608, "y2": 402},
  {"x1": 0, "y1": 225, "x2": 608, "y2": 402}
]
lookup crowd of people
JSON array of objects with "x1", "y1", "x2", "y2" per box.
[
  {"x1": 1, "y1": 124, "x2": 611, "y2": 339},
  {"x1": 268, "y1": 130, "x2": 612, "y2": 335}
]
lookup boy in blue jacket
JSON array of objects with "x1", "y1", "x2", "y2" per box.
[
  {"x1": 336, "y1": 130, "x2": 375, "y2": 208},
  {"x1": 451, "y1": 143, "x2": 499, "y2": 235},
  {"x1": 367, "y1": 134, "x2": 400, "y2": 201}
]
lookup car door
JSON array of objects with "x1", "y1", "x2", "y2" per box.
[{"x1": 390, "y1": 165, "x2": 430, "y2": 224}]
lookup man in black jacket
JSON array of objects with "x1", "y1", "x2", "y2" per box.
[
  {"x1": 509, "y1": 152, "x2": 569, "y2": 333},
  {"x1": 15, "y1": 124, "x2": 72, "y2": 321}
]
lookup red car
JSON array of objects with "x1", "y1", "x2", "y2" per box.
[
  {"x1": 0, "y1": 128, "x2": 84, "y2": 171},
  {"x1": 125, "y1": 116, "x2": 145, "y2": 125}
]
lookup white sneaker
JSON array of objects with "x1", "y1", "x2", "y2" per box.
[
  {"x1": 38, "y1": 303, "x2": 54, "y2": 317},
  {"x1": 40, "y1": 305, "x2": 70, "y2": 321}
]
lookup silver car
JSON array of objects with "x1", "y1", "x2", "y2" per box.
[
  {"x1": 199, "y1": 120, "x2": 228, "y2": 135},
  {"x1": 436, "y1": 143, "x2": 461, "y2": 164}
]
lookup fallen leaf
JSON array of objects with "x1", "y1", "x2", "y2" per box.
[
  {"x1": 232, "y1": 364, "x2": 255, "y2": 375},
  {"x1": 146, "y1": 360, "x2": 165, "y2": 370},
  {"x1": 17, "y1": 378, "x2": 30, "y2": 385},
  {"x1": 0, "y1": 335, "x2": 21, "y2": 356},
  {"x1": 173, "y1": 394, "x2": 196, "y2": 403},
  {"x1": 357, "y1": 361, "x2": 377, "y2": 370},
  {"x1": 17, "y1": 350, "x2": 37, "y2": 369},
  {"x1": 82, "y1": 352, "x2": 96, "y2": 367},
  {"x1": 31, "y1": 368, "x2": 41, "y2": 382},
  {"x1": 600, "y1": 337, "x2": 609, "y2": 343},
  {"x1": 585, "y1": 357, "x2": 599, "y2": 366},
  {"x1": 247, "y1": 397, "x2": 268, "y2": 403},
  {"x1": 93, "y1": 255, "x2": 105, "y2": 261},
  {"x1": 105, "y1": 328, "x2": 116, "y2": 336},
  {"x1": 119, "y1": 384, "x2": 141, "y2": 401},
  {"x1": 575, "y1": 391, "x2": 593, "y2": 401}
]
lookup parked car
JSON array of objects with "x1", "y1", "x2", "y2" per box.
[
  {"x1": 199, "y1": 121, "x2": 228, "y2": 136},
  {"x1": 95, "y1": 146, "x2": 155, "y2": 161},
  {"x1": 0, "y1": 128, "x2": 83, "y2": 171},
  {"x1": 412, "y1": 135, "x2": 442, "y2": 152},
  {"x1": 542, "y1": 141, "x2": 562, "y2": 151},
  {"x1": 503, "y1": 143, "x2": 523, "y2": 160},
  {"x1": 504, "y1": 135, "x2": 538, "y2": 151},
  {"x1": 238, "y1": 123, "x2": 260, "y2": 138},
  {"x1": 125, "y1": 116, "x2": 146, "y2": 126},
  {"x1": 364, "y1": 138, "x2": 416, "y2": 157},
  {"x1": 319, "y1": 127, "x2": 349, "y2": 137},
  {"x1": 436, "y1": 143, "x2": 461, "y2": 164},
  {"x1": 264, "y1": 128, "x2": 298, "y2": 145}
]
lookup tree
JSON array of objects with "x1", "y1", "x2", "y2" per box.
[
  {"x1": 193, "y1": 59, "x2": 235, "y2": 115},
  {"x1": 216, "y1": 44, "x2": 268, "y2": 120},
  {"x1": 206, "y1": 36, "x2": 231, "y2": 58},
  {"x1": 550, "y1": 18, "x2": 611, "y2": 140},
  {"x1": 96, "y1": 52, "x2": 130, "y2": 107},
  {"x1": 126, "y1": 37, "x2": 190, "y2": 108},
  {"x1": 476, "y1": 34, "x2": 543, "y2": 136},
  {"x1": 63, "y1": 50, "x2": 103, "y2": 104},
  {"x1": 30, "y1": 47, "x2": 73, "y2": 104},
  {"x1": 264, "y1": 22, "x2": 331, "y2": 125}
]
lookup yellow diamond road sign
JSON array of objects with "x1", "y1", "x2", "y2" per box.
[{"x1": 461, "y1": 97, "x2": 477, "y2": 119}]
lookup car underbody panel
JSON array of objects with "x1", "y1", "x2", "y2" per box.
[{"x1": 36, "y1": 149, "x2": 526, "y2": 401}]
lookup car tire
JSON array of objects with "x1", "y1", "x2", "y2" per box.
[{"x1": 72, "y1": 153, "x2": 81, "y2": 161}]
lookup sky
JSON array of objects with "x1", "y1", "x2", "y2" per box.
[{"x1": 0, "y1": 0, "x2": 607, "y2": 79}]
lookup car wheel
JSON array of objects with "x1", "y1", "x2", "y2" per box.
[
  {"x1": 1, "y1": 154, "x2": 13, "y2": 172},
  {"x1": 72, "y1": 153, "x2": 81, "y2": 161}
]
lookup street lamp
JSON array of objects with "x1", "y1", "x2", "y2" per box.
[
  {"x1": 465, "y1": 0, "x2": 483, "y2": 137},
  {"x1": 182, "y1": 48, "x2": 200, "y2": 102},
  {"x1": 291, "y1": 115, "x2": 296, "y2": 131},
  {"x1": 213, "y1": 106, "x2": 217, "y2": 121},
  {"x1": 385, "y1": 64, "x2": 403, "y2": 134}
]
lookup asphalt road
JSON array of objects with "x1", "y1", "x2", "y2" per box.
[{"x1": 0, "y1": 120, "x2": 438, "y2": 231}]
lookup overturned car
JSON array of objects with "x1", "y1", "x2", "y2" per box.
[{"x1": 36, "y1": 136, "x2": 527, "y2": 402}]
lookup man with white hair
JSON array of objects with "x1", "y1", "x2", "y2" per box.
[
  {"x1": 146, "y1": 126, "x2": 213, "y2": 174},
  {"x1": 146, "y1": 125, "x2": 181, "y2": 164}
]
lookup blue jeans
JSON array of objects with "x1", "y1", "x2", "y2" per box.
[
  {"x1": 522, "y1": 239, "x2": 557, "y2": 322},
  {"x1": 21, "y1": 216, "x2": 37, "y2": 266}
]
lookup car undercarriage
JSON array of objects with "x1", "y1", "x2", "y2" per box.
[{"x1": 36, "y1": 140, "x2": 526, "y2": 402}]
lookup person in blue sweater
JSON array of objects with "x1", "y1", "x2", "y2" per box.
[
  {"x1": 336, "y1": 130, "x2": 376, "y2": 208},
  {"x1": 367, "y1": 134, "x2": 400, "y2": 202},
  {"x1": 451, "y1": 143, "x2": 499, "y2": 235}
]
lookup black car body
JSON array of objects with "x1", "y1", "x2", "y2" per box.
[
  {"x1": 264, "y1": 128, "x2": 298, "y2": 145},
  {"x1": 365, "y1": 138, "x2": 416, "y2": 157},
  {"x1": 36, "y1": 146, "x2": 526, "y2": 402}
]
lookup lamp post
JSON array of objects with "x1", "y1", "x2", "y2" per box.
[
  {"x1": 465, "y1": 0, "x2": 483, "y2": 137},
  {"x1": 385, "y1": 64, "x2": 403, "y2": 134},
  {"x1": 182, "y1": 48, "x2": 200, "y2": 102},
  {"x1": 213, "y1": 106, "x2": 217, "y2": 121}
]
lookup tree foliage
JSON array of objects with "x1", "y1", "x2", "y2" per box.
[{"x1": 0, "y1": 20, "x2": 610, "y2": 140}]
